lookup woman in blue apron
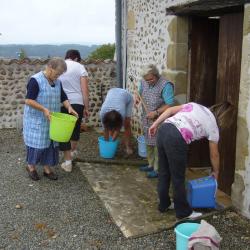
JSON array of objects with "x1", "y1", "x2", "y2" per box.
[{"x1": 23, "y1": 58, "x2": 78, "y2": 181}]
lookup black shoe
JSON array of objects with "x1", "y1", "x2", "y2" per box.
[
  {"x1": 26, "y1": 167, "x2": 40, "y2": 181},
  {"x1": 43, "y1": 171, "x2": 58, "y2": 180},
  {"x1": 158, "y1": 202, "x2": 174, "y2": 213}
]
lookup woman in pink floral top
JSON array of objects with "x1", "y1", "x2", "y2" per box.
[{"x1": 149, "y1": 102, "x2": 235, "y2": 219}]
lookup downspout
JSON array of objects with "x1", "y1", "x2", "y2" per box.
[{"x1": 115, "y1": 0, "x2": 123, "y2": 87}]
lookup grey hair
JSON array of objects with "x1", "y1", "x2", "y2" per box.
[
  {"x1": 46, "y1": 57, "x2": 67, "y2": 72},
  {"x1": 141, "y1": 64, "x2": 160, "y2": 78}
]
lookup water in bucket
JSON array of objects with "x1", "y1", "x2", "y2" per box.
[
  {"x1": 175, "y1": 222, "x2": 200, "y2": 250},
  {"x1": 137, "y1": 135, "x2": 147, "y2": 158},
  {"x1": 98, "y1": 136, "x2": 119, "y2": 159},
  {"x1": 50, "y1": 112, "x2": 77, "y2": 142}
]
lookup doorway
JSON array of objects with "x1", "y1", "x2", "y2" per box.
[{"x1": 188, "y1": 11, "x2": 244, "y2": 194}]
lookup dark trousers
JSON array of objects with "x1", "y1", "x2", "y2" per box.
[
  {"x1": 59, "y1": 104, "x2": 84, "y2": 151},
  {"x1": 156, "y1": 123, "x2": 192, "y2": 219}
]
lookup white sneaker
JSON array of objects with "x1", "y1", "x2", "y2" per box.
[
  {"x1": 187, "y1": 211, "x2": 203, "y2": 219},
  {"x1": 70, "y1": 150, "x2": 78, "y2": 159},
  {"x1": 61, "y1": 162, "x2": 72, "y2": 172},
  {"x1": 168, "y1": 202, "x2": 175, "y2": 210}
]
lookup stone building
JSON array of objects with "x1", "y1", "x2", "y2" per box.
[{"x1": 119, "y1": 0, "x2": 250, "y2": 218}]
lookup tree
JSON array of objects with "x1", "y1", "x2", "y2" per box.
[
  {"x1": 88, "y1": 43, "x2": 115, "y2": 60},
  {"x1": 18, "y1": 49, "x2": 27, "y2": 60}
]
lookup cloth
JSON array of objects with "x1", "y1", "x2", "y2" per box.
[
  {"x1": 59, "y1": 104, "x2": 84, "y2": 151},
  {"x1": 138, "y1": 80, "x2": 174, "y2": 104},
  {"x1": 23, "y1": 71, "x2": 61, "y2": 149},
  {"x1": 188, "y1": 220, "x2": 222, "y2": 250},
  {"x1": 100, "y1": 88, "x2": 133, "y2": 122},
  {"x1": 166, "y1": 102, "x2": 219, "y2": 144},
  {"x1": 59, "y1": 59, "x2": 88, "y2": 105},
  {"x1": 146, "y1": 145, "x2": 158, "y2": 171},
  {"x1": 157, "y1": 123, "x2": 192, "y2": 218},
  {"x1": 141, "y1": 77, "x2": 174, "y2": 145},
  {"x1": 26, "y1": 77, "x2": 68, "y2": 102},
  {"x1": 26, "y1": 143, "x2": 59, "y2": 166}
]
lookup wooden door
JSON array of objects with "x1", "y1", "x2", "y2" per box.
[
  {"x1": 188, "y1": 17, "x2": 219, "y2": 168},
  {"x1": 188, "y1": 12, "x2": 243, "y2": 194},
  {"x1": 216, "y1": 12, "x2": 243, "y2": 194}
]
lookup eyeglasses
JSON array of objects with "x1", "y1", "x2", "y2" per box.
[{"x1": 144, "y1": 75, "x2": 157, "y2": 84}]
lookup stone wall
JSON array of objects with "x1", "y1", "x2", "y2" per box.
[
  {"x1": 124, "y1": 0, "x2": 188, "y2": 136},
  {"x1": 0, "y1": 59, "x2": 117, "y2": 129},
  {"x1": 232, "y1": 4, "x2": 250, "y2": 219}
]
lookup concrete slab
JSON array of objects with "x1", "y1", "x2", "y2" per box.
[{"x1": 78, "y1": 162, "x2": 231, "y2": 238}]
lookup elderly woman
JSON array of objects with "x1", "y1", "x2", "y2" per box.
[
  {"x1": 135, "y1": 64, "x2": 174, "y2": 178},
  {"x1": 23, "y1": 58, "x2": 78, "y2": 181}
]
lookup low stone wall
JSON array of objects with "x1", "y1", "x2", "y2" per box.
[{"x1": 0, "y1": 59, "x2": 117, "y2": 129}]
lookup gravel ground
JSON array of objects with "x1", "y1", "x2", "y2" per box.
[{"x1": 0, "y1": 129, "x2": 250, "y2": 250}]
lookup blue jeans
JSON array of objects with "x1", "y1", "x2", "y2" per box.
[{"x1": 156, "y1": 123, "x2": 192, "y2": 219}]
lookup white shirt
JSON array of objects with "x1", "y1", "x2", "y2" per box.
[
  {"x1": 59, "y1": 59, "x2": 88, "y2": 105},
  {"x1": 165, "y1": 102, "x2": 219, "y2": 144}
]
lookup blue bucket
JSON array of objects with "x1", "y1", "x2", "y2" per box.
[
  {"x1": 98, "y1": 136, "x2": 119, "y2": 159},
  {"x1": 137, "y1": 135, "x2": 147, "y2": 158},
  {"x1": 187, "y1": 176, "x2": 217, "y2": 208},
  {"x1": 175, "y1": 222, "x2": 200, "y2": 250}
]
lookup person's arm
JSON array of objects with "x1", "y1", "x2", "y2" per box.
[
  {"x1": 148, "y1": 105, "x2": 183, "y2": 137},
  {"x1": 25, "y1": 99, "x2": 51, "y2": 121},
  {"x1": 209, "y1": 141, "x2": 220, "y2": 180},
  {"x1": 62, "y1": 100, "x2": 79, "y2": 118},
  {"x1": 147, "y1": 82, "x2": 174, "y2": 120},
  {"x1": 80, "y1": 76, "x2": 89, "y2": 117},
  {"x1": 25, "y1": 78, "x2": 51, "y2": 120}
]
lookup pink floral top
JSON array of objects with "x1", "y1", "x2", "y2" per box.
[{"x1": 165, "y1": 102, "x2": 219, "y2": 144}]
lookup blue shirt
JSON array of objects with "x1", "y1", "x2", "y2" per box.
[{"x1": 100, "y1": 88, "x2": 133, "y2": 121}]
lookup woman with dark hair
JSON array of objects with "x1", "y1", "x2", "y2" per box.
[
  {"x1": 59, "y1": 49, "x2": 89, "y2": 172},
  {"x1": 100, "y1": 88, "x2": 133, "y2": 155},
  {"x1": 23, "y1": 58, "x2": 78, "y2": 181},
  {"x1": 149, "y1": 101, "x2": 235, "y2": 220}
]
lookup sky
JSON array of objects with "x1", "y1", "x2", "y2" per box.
[{"x1": 0, "y1": 0, "x2": 115, "y2": 45}]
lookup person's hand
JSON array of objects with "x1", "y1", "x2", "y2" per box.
[
  {"x1": 68, "y1": 106, "x2": 79, "y2": 118},
  {"x1": 84, "y1": 108, "x2": 89, "y2": 118},
  {"x1": 43, "y1": 108, "x2": 51, "y2": 121},
  {"x1": 211, "y1": 171, "x2": 219, "y2": 180},
  {"x1": 149, "y1": 123, "x2": 158, "y2": 137},
  {"x1": 134, "y1": 94, "x2": 140, "y2": 106},
  {"x1": 146, "y1": 111, "x2": 157, "y2": 120},
  {"x1": 125, "y1": 146, "x2": 133, "y2": 155}
]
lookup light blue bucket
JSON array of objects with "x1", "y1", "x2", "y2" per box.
[
  {"x1": 137, "y1": 135, "x2": 147, "y2": 158},
  {"x1": 175, "y1": 222, "x2": 200, "y2": 250},
  {"x1": 98, "y1": 136, "x2": 119, "y2": 159}
]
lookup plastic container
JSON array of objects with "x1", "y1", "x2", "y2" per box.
[
  {"x1": 98, "y1": 136, "x2": 119, "y2": 159},
  {"x1": 137, "y1": 135, "x2": 147, "y2": 158},
  {"x1": 49, "y1": 112, "x2": 77, "y2": 142},
  {"x1": 175, "y1": 222, "x2": 200, "y2": 250},
  {"x1": 187, "y1": 176, "x2": 217, "y2": 208}
]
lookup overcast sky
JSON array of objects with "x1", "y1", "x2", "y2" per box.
[{"x1": 0, "y1": 0, "x2": 115, "y2": 45}]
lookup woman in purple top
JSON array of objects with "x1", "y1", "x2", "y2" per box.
[{"x1": 149, "y1": 102, "x2": 235, "y2": 220}]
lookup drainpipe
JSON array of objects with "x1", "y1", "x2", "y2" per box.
[{"x1": 115, "y1": 0, "x2": 123, "y2": 87}]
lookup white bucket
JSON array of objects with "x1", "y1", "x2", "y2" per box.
[{"x1": 137, "y1": 135, "x2": 147, "y2": 158}]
